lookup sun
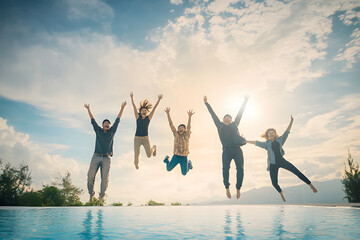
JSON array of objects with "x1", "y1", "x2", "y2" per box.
[{"x1": 226, "y1": 97, "x2": 259, "y2": 120}]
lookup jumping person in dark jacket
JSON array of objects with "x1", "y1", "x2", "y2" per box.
[
  {"x1": 130, "y1": 92, "x2": 163, "y2": 169},
  {"x1": 247, "y1": 115, "x2": 317, "y2": 202},
  {"x1": 204, "y1": 95, "x2": 249, "y2": 199},
  {"x1": 84, "y1": 102, "x2": 126, "y2": 205}
]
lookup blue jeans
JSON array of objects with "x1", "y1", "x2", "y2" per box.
[
  {"x1": 222, "y1": 146, "x2": 244, "y2": 190},
  {"x1": 165, "y1": 155, "x2": 189, "y2": 176}
]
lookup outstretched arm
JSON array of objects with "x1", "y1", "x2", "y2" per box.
[
  {"x1": 204, "y1": 96, "x2": 221, "y2": 128},
  {"x1": 234, "y1": 95, "x2": 249, "y2": 126},
  {"x1": 164, "y1": 107, "x2": 176, "y2": 133},
  {"x1": 84, "y1": 104, "x2": 94, "y2": 119},
  {"x1": 246, "y1": 140, "x2": 256, "y2": 144},
  {"x1": 187, "y1": 109, "x2": 195, "y2": 132},
  {"x1": 148, "y1": 94, "x2": 163, "y2": 121},
  {"x1": 130, "y1": 92, "x2": 139, "y2": 119},
  {"x1": 117, "y1": 102, "x2": 127, "y2": 119},
  {"x1": 286, "y1": 115, "x2": 294, "y2": 132}
]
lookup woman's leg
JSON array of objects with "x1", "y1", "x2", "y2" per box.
[
  {"x1": 222, "y1": 149, "x2": 232, "y2": 199},
  {"x1": 134, "y1": 137, "x2": 142, "y2": 169},
  {"x1": 233, "y1": 148, "x2": 244, "y2": 191},
  {"x1": 143, "y1": 137, "x2": 155, "y2": 158},
  {"x1": 269, "y1": 164, "x2": 281, "y2": 193},
  {"x1": 280, "y1": 159, "x2": 311, "y2": 185}
]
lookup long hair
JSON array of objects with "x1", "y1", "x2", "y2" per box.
[
  {"x1": 261, "y1": 128, "x2": 279, "y2": 140},
  {"x1": 139, "y1": 99, "x2": 153, "y2": 112}
]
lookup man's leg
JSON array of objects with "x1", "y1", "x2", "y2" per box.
[
  {"x1": 222, "y1": 149, "x2": 232, "y2": 198},
  {"x1": 179, "y1": 156, "x2": 189, "y2": 176},
  {"x1": 134, "y1": 137, "x2": 142, "y2": 169},
  {"x1": 99, "y1": 156, "x2": 111, "y2": 204},
  {"x1": 166, "y1": 155, "x2": 180, "y2": 172},
  {"x1": 87, "y1": 154, "x2": 101, "y2": 202},
  {"x1": 234, "y1": 148, "x2": 244, "y2": 199}
]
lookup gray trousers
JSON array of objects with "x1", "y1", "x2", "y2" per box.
[{"x1": 87, "y1": 154, "x2": 111, "y2": 198}]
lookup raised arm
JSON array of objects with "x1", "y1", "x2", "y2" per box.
[
  {"x1": 148, "y1": 94, "x2": 163, "y2": 121},
  {"x1": 164, "y1": 107, "x2": 176, "y2": 133},
  {"x1": 117, "y1": 101, "x2": 127, "y2": 119},
  {"x1": 130, "y1": 92, "x2": 139, "y2": 119},
  {"x1": 286, "y1": 115, "x2": 294, "y2": 132},
  {"x1": 204, "y1": 96, "x2": 221, "y2": 128},
  {"x1": 187, "y1": 109, "x2": 195, "y2": 132},
  {"x1": 84, "y1": 104, "x2": 94, "y2": 119},
  {"x1": 246, "y1": 140, "x2": 256, "y2": 145},
  {"x1": 234, "y1": 95, "x2": 249, "y2": 126}
]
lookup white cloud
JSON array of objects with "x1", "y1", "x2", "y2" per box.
[
  {"x1": 334, "y1": 28, "x2": 360, "y2": 70},
  {"x1": 65, "y1": 0, "x2": 114, "y2": 20},
  {"x1": 170, "y1": 0, "x2": 183, "y2": 5}
]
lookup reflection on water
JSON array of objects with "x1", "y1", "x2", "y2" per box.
[
  {"x1": 80, "y1": 209, "x2": 104, "y2": 240},
  {"x1": 0, "y1": 205, "x2": 359, "y2": 239},
  {"x1": 223, "y1": 209, "x2": 245, "y2": 239},
  {"x1": 272, "y1": 206, "x2": 286, "y2": 238}
]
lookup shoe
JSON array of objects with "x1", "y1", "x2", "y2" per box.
[
  {"x1": 188, "y1": 160, "x2": 193, "y2": 170},
  {"x1": 153, "y1": 145, "x2": 157, "y2": 157},
  {"x1": 163, "y1": 155, "x2": 170, "y2": 163}
]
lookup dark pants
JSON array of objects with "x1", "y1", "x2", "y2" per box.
[
  {"x1": 270, "y1": 158, "x2": 311, "y2": 193},
  {"x1": 166, "y1": 155, "x2": 189, "y2": 176},
  {"x1": 222, "y1": 146, "x2": 244, "y2": 190}
]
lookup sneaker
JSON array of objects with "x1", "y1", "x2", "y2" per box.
[
  {"x1": 188, "y1": 160, "x2": 193, "y2": 170},
  {"x1": 163, "y1": 155, "x2": 170, "y2": 163},
  {"x1": 153, "y1": 145, "x2": 157, "y2": 157}
]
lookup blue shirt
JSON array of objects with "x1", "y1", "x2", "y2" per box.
[
  {"x1": 255, "y1": 130, "x2": 290, "y2": 171},
  {"x1": 91, "y1": 118, "x2": 120, "y2": 156}
]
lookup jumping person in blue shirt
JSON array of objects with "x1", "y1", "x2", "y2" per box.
[
  {"x1": 84, "y1": 102, "x2": 126, "y2": 205},
  {"x1": 247, "y1": 115, "x2": 317, "y2": 202}
]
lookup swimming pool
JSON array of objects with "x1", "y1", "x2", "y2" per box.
[{"x1": 0, "y1": 205, "x2": 359, "y2": 239}]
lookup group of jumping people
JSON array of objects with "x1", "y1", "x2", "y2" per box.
[{"x1": 84, "y1": 93, "x2": 317, "y2": 205}]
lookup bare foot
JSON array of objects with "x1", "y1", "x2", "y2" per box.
[
  {"x1": 236, "y1": 190, "x2": 241, "y2": 199},
  {"x1": 309, "y1": 183, "x2": 318, "y2": 193},
  {"x1": 226, "y1": 189, "x2": 231, "y2": 199},
  {"x1": 89, "y1": 195, "x2": 94, "y2": 203},
  {"x1": 152, "y1": 145, "x2": 157, "y2": 157},
  {"x1": 280, "y1": 191, "x2": 286, "y2": 202},
  {"x1": 99, "y1": 197, "x2": 104, "y2": 205},
  {"x1": 134, "y1": 161, "x2": 139, "y2": 169}
]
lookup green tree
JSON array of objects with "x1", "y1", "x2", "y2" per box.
[
  {"x1": 84, "y1": 197, "x2": 103, "y2": 206},
  {"x1": 19, "y1": 190, "x2": 42, "y2": 206},
  {"x1": 53, "y1": 171, "x2": 83, "y2": 206},
  {"x1": 112, "y1": 202, "x2": 123, "y2": 206},
  {"x1": 341, "y1": 151, "x2": 360, "y2": 203},
  {"x1": 40, "y1": 186, "x2": 65, "y2": 206},
  {"x1": 146, "y1": 199, "x2": 165, "y2": 206},
  {"x1": 0, "y1": 160, "x2": 32, "y2": 206}
]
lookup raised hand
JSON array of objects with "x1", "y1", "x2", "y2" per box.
[
  {"x1": 187, "y1": 109, "x2": 195, "y2": 116},
  {"x1": 130, "y1": 92, "x2": 134, "y2": 98},
  {"x1": 158, "y1": 94, "x2": 163, "y2": 100},
  {"x1": 244, "y1": 94, "x2": 249, "y2": 101},
  {"x1": 164, "y1": 107, "x2": 170, "y2": 114},
  {"x1": 121, "y1": 102, "x2": 127, "y2": 108},
  {"x1": 203, "y1": 96, "x2": 207, "y2": 103},
  {"x1": 84, "y1": 104, "x2": 90, "y2": 109},
  {"x1": 291, "y1": 115, "x2": 294, "y2": 121}
]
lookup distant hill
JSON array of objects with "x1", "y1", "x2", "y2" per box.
[{"x1": 201, "y1": 179, "x2": 348, "y2": 205}]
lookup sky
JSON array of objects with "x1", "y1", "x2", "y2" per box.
[{"x1": 0, "y1": 0, "x2": 359, "y2": 205}]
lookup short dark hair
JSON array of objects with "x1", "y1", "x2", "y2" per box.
[
  {"x1": 223, "y1": 114, "x2": 232, "y2": 119},
  {"x1": 102, "y1": 119, "x2": 111, "y2": 125},
  {"x1": 178, "y1": 124, "x2": 186, "y2": 129}
]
